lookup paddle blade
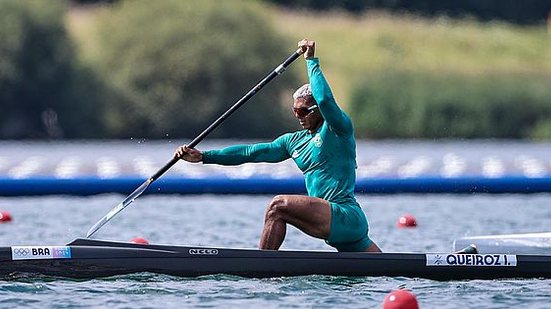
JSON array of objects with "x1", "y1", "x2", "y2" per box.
[{"x1": 86, "y1": 179, "x2": 152, "y2": 238}]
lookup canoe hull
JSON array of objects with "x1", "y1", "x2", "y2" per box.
[{"x1": 0, "y1": 238, "x2": 549, "y2": 280}]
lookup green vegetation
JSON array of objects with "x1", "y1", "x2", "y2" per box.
[
  {"x1": 2, "y1": 1, "x2": 551, "y2": 139},
  {"x1": 0, "y1": 0, "x2": 104, "y2": 138},
  {"x1": 266, "y1": 0, "x2": 551, "y2": 24},
  {"x1": 78, "y1": 0, "x2": 299, "y2": 138},
  {"x1": 274, "y1": 11, "x2": 551, "y2": 138},
  {"x1": 350, "y1": 71, "x2": 551, "y2": 138}
]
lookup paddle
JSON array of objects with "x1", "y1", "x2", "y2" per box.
[{"x1": 86, "y1": 47, "x2": 305, "y2": 238}]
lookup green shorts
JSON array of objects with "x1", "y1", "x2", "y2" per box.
[{"x1": 325, "y1": 202, "x2": 372, "y2": 252}]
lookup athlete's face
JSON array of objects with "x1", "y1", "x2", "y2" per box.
[{"x1": 293, "y1": 97, "x2": 323, "y2": 132}]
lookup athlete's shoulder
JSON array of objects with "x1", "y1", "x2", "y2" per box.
[
  {"x1": 279, "y1": 130, "x2": 308, "y2": 141},
  {"x1": 272, "y1": 131, "x2": 301, "y2": 146}
]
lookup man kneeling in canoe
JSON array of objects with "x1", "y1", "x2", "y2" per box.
[{"x1": 175, "y1": 39, "x2": 381, "y2": 253}]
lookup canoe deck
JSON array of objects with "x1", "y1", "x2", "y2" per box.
[{"x1": 0, "y1": 238, "x2": 549, "y2": 280}]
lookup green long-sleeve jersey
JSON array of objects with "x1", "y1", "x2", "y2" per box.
[{"x1": 203, "y1": 58, "x2": 358, "y2": 206}]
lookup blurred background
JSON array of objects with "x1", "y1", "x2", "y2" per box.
[
  {"x1": 2, "y1": 4, "x2": 551, "y2": 307},
  {"x1": 2, "y1": 0, "x2": 551, "y2": 140}
]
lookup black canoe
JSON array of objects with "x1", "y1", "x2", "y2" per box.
[{"x1": 0, "y1": 238, "x2": 550, "y2": 280}]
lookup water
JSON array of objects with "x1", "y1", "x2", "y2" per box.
[
  {"x1": 2, "y1": 139, "x2": 551, "y2": 178},
  {"x1": 1, "y1": 193, "x2": 550, "y2": 308}
]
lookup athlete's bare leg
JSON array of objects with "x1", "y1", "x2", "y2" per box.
[{"x1": 259, "y1": 195, "x2": 331, "y2": 250}]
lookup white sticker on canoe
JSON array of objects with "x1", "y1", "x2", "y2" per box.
[
  {"x1": 11, "y1": 246, "x2": 72, "y2": 260},
  {"x1": 426, "y1": 254, "x2": 517, "y2": 266}
]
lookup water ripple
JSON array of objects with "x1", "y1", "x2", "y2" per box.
[{"x1": 0, "y1": 194, "x2": 550, "y2": 308}]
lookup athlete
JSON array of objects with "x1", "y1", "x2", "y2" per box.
[{"x1": 175, "y1": 39, "x2": 382, "y2": 252}]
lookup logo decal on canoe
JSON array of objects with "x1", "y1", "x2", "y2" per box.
[
  {"x1": 426, "y1": 254, "x2": 517, "y2": 266},
  {"x1": 11, "y1": 246, "x2": 72, "y2": 260},
  {"x1": 189, "y1": 248, "x2": 219, "y2": 255}
]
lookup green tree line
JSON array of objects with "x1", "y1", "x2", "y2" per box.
[
  {"x1": 267, "y1": 0, "x2": 551, "y2": 25},
  {"x1": 72, "y1": 0, "x2": 551, "y2": 25},
  {"x1": 0, "y1": 0, "x2": 103, "y2": 138},
  {"x1": 0, "y1": 0, "x2": 300, "y2": 139},
  {"x1": 2, "y1": 0, "x2": 551, "y2": 140},
  {"x1": 350, "y1": 71, "x2": 551, "y2": 139}
]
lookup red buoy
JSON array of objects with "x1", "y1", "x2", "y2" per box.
[
  {"x1": 397, "y1": 214, "x2": 417, "y2": 228},
  {"x1": 0, "y1": 211, "x2": 12, "y2": 223},
  {"x1": 130, "y1": 237, "x2": 149, "y2": 245},
  {"x1": 383, "y1": 290, "x2": 419, "y2": 309}
]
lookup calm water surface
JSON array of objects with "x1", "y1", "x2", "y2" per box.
[{"x1": 0, "y1": 194, "x2": 550, "y2": 308}]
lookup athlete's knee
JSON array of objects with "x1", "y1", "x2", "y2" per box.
[{"x1": 265, "y1": 195, "x2": 290, "y2": 220}]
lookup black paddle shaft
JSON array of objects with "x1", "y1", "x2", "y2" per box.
[{"x1": 149, "y1": 49, "x2": 303, "y2": 182}]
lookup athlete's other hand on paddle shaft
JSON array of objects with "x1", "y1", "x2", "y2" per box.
[
  {"x1": 174, "y1": 145, "x2": 202, "y2": 163},
  {"x1": 298, "y1": 39, "x2": 315, "y2": 59}
]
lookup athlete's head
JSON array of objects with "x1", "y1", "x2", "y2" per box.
[{"x1": 292, "y1": 84, "x2": 323, "y2": 132}]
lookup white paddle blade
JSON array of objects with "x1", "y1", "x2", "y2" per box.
[
  {"x1": 86, "y1": 179, "x2": 152, "y2": 238},
  {"x1": 86, "y1": 202, "x2": 124, "y2": 238}
]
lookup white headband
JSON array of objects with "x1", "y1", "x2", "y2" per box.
[{"x1": 293, "y1": 84, "x2": 312, "y2": 100}]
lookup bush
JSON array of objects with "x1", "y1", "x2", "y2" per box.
[
  {"x1": 349, "y1": 70, "x2": 551, "y2": 139},
  {"x1": 266, "y1": 0, "x2": 551, "y2": 24},
  {"x1": 0, "y1": 0, "x2": 104, "y2": 138},
  {"x1": 91, "y1": 0, "x2": 300, "y2": 139}
]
